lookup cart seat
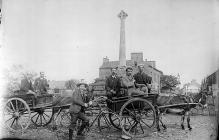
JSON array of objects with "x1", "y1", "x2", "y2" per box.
[{"x1": 36, "y1": 94, "x2": 53, "y2": 106}]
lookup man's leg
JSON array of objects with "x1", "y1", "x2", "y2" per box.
[
  {"x1": 140, "y1": 86, "x2": 148, "y2": 94},
  {"x1": 106, "y1": 91, "x2": 113, "y2": 99},
  {"x1": 130, "y1": 88, "x2": 147, "y2": 96},
  {"x1": 77, "y1": 112, "x2": 89, "y2": 135},
  {"x1": 69, "y1": 113, "x2": 78, "y2": 140}
]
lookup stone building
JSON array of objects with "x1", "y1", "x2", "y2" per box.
[
  {"x1": 99, "y1": 52, "x2": 163, "y2": 91},
  {"x1": 182, "y1": 79, "x2": 201, "y2": 95},
  {"x1": 205, "y1": 69, "x2": 219, "y2": 97},
  {"x1": 92, "y1": 10, "x2": 163, "y2": 94}
]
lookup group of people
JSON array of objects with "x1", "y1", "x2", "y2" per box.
[
  {"x1": 20, "y1": 71, "x2": 49, "y2": 95},
  {"x1": 68, "y1": 64, "x2": 152, "y2": 139},
  {"x1": 18, "y1": 65, "x2": 152, "y2": 139},
  {"x1": 105, "y1": 64, "x2": 152, "y2": 98}
]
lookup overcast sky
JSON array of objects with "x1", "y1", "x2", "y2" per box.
[{"x1": 0, "y1": 0, "x2": 218, "y2": 85}]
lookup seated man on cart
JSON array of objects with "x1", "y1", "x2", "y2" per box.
[
  {"x1": 20, "y1": 73, "x2": 35, "y2": 94},
  {"x1": 105, "y1": 67, "x2": 121, "y2": 99},
  {"x1": 121, "y1": 66, "x2": 147, "y2": 96},
  {"x1": 133, "y1": 64, "x2": 152, "y2": 93},
  {"x1": 19, "y1": 73, "x2": 37, "y2": 105},
  {"x1": 69, "y1": 82, "x2": 93, "y2": 139},
  {"x1": 34, "y1": 72, "x2": 49, "y2": 95}
]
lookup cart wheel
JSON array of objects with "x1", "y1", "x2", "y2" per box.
[
  {"x1": 3, "y1": 98, "x2": 31, "y2": 132},
  {"x1": 98, "y1": 112, "x2": 120, "y2": 132},
  {"x1": 119, "y1": 98, "x2": 156, "y2": 138},
  {"x1": 108, "y1": 112, "x2": 121, "y2": 130},
  {"x1": 31, "y1": 108, "x2": 53, "y2": 127}
]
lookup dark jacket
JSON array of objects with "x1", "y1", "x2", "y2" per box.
[
  {"x1": 34, "y1": 77, "x2": 49, "y2": 93},
  {"x1": 105, "y1": 75, "x2": 121, "y2": 93},
  {"x1": 20, "y1": 78, "x2": 34, "y2": 92},
  {"x1": 69, "y1": 89, "x2": 91, "y2": 113},
  {"x1": 133, "y1": 72, "x2": 152, "y2": 85}
]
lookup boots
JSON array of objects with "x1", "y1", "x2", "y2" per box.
[
  {"x1": 77, "y1": 121, "x2": 89, "y2": 136},
  {"x1": 77, "y1": 126, "x2": 85, "y2": 136},
  {"x1": 69, "y1": 129, "x2": 73, "y2": 140}
]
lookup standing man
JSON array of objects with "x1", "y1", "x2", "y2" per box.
[
  {"x1": 34, "y1": 72, "x2": 49, "y2": 95},
  {"x1": 133, "y1": 64, "x2": 152, "y2": 93},
  {"x1": 121, "y1": 67, "x2": 145, "y2": 96},
  {"x1": 20, "y1": 73, "x2": 35, "y2": 94},
  {"x1": 105, "y1": 67, "x2": 121, "y2": 98},
  {"x1": 69, "y1": 82, "x2": 92, "y2": 139}
]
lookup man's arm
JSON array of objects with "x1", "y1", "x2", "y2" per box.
[
  {"x1": 147, "y1": 76, "x2": 152, "y2": 84},
  {"x1": 105, "y1": 77, "x2": 111, "y2": 92},
  {"x1": 72, "y1": 90, "x2": 85, "y2": 107},
  {"x1": 20, "y1": 79, "x2": 28, "y2": 91},
  {"x1": 121, "y1": 77, "x2": 135, "y2": 88},
  {"x1": 116, "y1": 78, "x2": 121, "y2": 93},
  {"x1": 44, "y1": 79, "x2": 49, "y2": 92},
  {"x1": 30, "y1": 81, "x2": 34, "y2": 91},
  {"x1": 45, "y1": 79, "x2": 49, "y2": 88},
  {"x1": 33, "y1": 78, "x2": 38, "y2": 91}
]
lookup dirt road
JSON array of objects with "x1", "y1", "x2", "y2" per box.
[{"x1": 0, "y1": 114, "x2": 217, "y2": 140}]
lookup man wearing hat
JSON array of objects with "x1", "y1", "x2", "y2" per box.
[
  {"x1": 105, "y1": 67, "x2": 121, "y2": 98},
  {"x1": 121, "y1": 66, "x2": 145, "y2": 96},
  {"x1": 34, "y1": 72, "x2": 49, "y2": 95},
  {"x1": 69, "y1": 82, "x2": 93, "y2": 139},
  {"x1": 134, "y1": 64, "x2": 152, "y2": 93}
]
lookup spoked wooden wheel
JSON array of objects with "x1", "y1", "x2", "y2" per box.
[
  {"x1": 98, "y1": 112, "x2": 120, "y2": 132},
  {"x1": 108, "y1": 112, "x2": 121, "y2": 130},
  {"x1": 31, "y1": 108, "x2": 53, "y2": 127},
  {"x1": 3, "y1": 98, "x2": 31, "y2": 132},
  {"x1": 119, "y1": 98, "x2": 156, "y2": 138}
]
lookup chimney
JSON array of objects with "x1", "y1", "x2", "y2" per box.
[
  {"x1": 103, "y1": 56, "x2": 109, "y2": 63},
  {"x1": 131, "y1": 52, "x2": 143, "y2": 62}
]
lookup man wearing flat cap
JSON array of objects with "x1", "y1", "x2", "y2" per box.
[
  {"x1": 121, "y1": 66, "x2": 145, "y2": 96},
  {"x1": 105, "y1": 67, "x2": 121, "y2": 98},
  {"x1": 69, "y1": 82, "x2": 93, "y2": 139},
  {"x1": 134, "y1": 64, "x2": 152, "y2": 93}
]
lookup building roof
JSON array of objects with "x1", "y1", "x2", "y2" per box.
[
  {"x1": 148, "y1": 65, "x2": 163, "y2": 74},
  {"x1": 100, "y1": 60, "x2": 132, "y2": 69},
  {"x1": 100, "y1": 60, "x2": 163, "y2": 74},
  {"x1": 182, "y1": 80, "x2": 201, "y2": 89},
  {"x1": 48, "y1": 80, "x2": 66, "y2": 89}
]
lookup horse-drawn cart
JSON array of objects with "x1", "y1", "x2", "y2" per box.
[
  {"x1": 2, "y1": 87, "x2": 203, "y2": 138},
  {"x1": 2, "y1": 93, "x2": 58, "y2": 132},
  {"x1": 105, "y1": 93, "x2": 158, "y2": 137}
]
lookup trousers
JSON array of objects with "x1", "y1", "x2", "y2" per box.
[{"x1": 69, "y1": 112, "x2": 89, "y2": 131}]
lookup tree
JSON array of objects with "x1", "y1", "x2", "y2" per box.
[
  {"x1": 65, "y1": 79, "x2": 80, "y2": 91},
  {"x1": 2, "y1": 64, "x2": 37, "y2": 96},
  {"x1": 160, "y1": 75, "x2": 181, "y2": 91}
]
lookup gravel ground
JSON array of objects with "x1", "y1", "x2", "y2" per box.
[{"x1": 0, "y1": 114, "x2": 217, "y2": 140}]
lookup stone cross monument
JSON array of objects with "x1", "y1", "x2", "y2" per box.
[{"x1": 118, "y1": 10, "x2": 128, "y2": 68}]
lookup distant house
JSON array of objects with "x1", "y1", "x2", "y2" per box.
[
  {"x1": 205, "y1": 69, "x2": 219, "y2": 96},
  {"x1": 99, "y1": 52, "x2": 163, "y2": 92},
  {"x1": 48, "y1": 80, "x2": 66, "y2": 89},
  {"x1": 182, "y1": 79, "x2": 200, "y2": 95},
  {"x1": 48, "y1": 80, "x2": 66, "y2": 93}
]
